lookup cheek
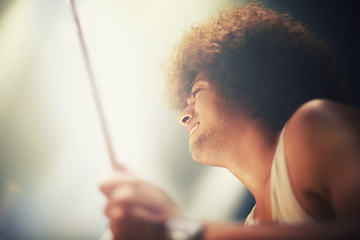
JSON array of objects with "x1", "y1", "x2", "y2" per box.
[
  {"x1": 198, "y1": 91, "x2": 219, "y2": 109},
  {"x1": 199, "y1": 99, "x2": 226, "y2": 121}
]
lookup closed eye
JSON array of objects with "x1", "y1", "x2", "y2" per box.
[{"x1": 192, "y1": 88, "x2": 202, "y2": 98}]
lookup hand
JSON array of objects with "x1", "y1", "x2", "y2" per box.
[{"x1": 99, "y1": 170, "x2": 182, "y2": 239}]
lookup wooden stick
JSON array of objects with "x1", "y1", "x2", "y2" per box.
[{"x1": 67, "y1": 0, "x2": 121, "y2": 170}]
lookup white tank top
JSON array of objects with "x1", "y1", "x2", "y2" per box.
[{"x1": 245, "y1": 127, "x2": 314, "y2": 225}]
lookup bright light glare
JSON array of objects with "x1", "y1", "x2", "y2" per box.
[{"x1": 0, "y1": 0, "x2": 248, "y2": 239}]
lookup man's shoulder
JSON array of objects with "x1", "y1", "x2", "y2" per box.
[
  {"x1": 284, "y1": 99, "x2": 360, "y2": 219},
  {"x1": 283, "y1": 99, "x2": 360, "y2": 191},
  {"x1": 284, "y1": 99, "x2": 360, "y2": 160},
  {"x1": 286, "y1": 99, "x2": 360, "y2": 140}
]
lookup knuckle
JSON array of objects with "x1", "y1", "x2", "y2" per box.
[
  {"x1": 98, "y1": 181, "x2": 109, "y2": 194},
  {"x1": 112, "y1": 186, "x2": 137, "y2": 204},
  {"x1": 106, "y1": 206, "x2": 126, "y2": 220},
  {"x1": 98, "y1": 183, "x2": 107, "y2": 194}
]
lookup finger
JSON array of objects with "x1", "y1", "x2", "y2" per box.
[
  {"x1": 109, "y1": 220, "x2": 120, "y2": 239},
  {"x1": 99, "y1": 172, "x2": 141, "y2": 196},
  {"x1": 105, "y1": 203, "x2": 126, "y2": 220},
  {"x1": 106, "y1": 181, "x2": 181, "y2": 220},
  {"x1": 107, "y1": 184, "x2": 138, "y2": 207},
  {"x1": 105, "y1": 182, "x2": 159, "y2": 210},
  {"x1": 129, "y1": 205, "x2": 167, "y2": 223},
  {"x1": 120, "y1": 183, "x2": 180, "y2": 218},
  {"x1": 105, "y1": 200, "x2": 167, "y2": 223},
  {"x1": 105, "y1": 200, "x2": 166, "y2": 225},
  {"x1": 104, "y1": 186, "x2": 151, "y2": 220}
]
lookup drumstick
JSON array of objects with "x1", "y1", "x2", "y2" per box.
[{"x1": 67, "y1": 0, "x2": 121, "y2": 170}]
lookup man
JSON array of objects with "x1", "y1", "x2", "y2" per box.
[{"x1": 100, "y1": 3, "x2": 360, "y2": 239}]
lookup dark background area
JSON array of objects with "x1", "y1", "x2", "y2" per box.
[{"x1": 263, "y1": 0, "x2": 360, "y2": 108}]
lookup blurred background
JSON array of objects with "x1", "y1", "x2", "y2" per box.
[{"x1": 0, "y1": 0, "x2": 359, "y2": 239}]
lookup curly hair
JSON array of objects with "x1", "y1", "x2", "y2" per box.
[{"x1": 165, "y1": 3, "x2": 346, "y2": 130}]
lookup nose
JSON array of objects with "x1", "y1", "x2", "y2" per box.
[{"x1": 177, "y1": 104, "x2": 194, "y2": 126}]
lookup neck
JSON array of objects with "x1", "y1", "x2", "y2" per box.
[{"x1": 224, "y1": 120, "x2": 280, "y2": 220}]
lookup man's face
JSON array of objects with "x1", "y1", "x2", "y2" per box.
[{"x1": 177, "y1": 71, "x2": 233, "y2": 166}]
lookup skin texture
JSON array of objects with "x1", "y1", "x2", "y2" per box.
[
  {"x1": 99, "y1": 71, "x2": 360, "y2": 240},
  {"x1": 99, "y1": 3, "x2": 360, "y2": 239},
  {"x1": 178, "y1": 71, "x2": 236, "y2": 166}
]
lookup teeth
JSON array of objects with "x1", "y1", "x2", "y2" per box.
[{"x1": 189, "y1": 123, "x2": 199, "y2": 136}]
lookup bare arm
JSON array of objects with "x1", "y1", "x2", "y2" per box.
[{"x1": 204, "y1": 220, "x2": 360, "y2": 240}]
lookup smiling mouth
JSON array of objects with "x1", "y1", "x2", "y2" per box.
[{"x1": 189, "y1": 123, "x2": 199, "y2": 136}]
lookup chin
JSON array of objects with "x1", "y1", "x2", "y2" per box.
[
  {"x1": 190, "y1": 148, "x2": 203, "y2": 164},
  {"x1": 190, "y1": 148, "x2": 220, "y2": 167}
]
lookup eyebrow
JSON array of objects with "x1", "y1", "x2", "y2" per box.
[{"x1": 187, "y1": 79, "x2": 201, "y2": 96}]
